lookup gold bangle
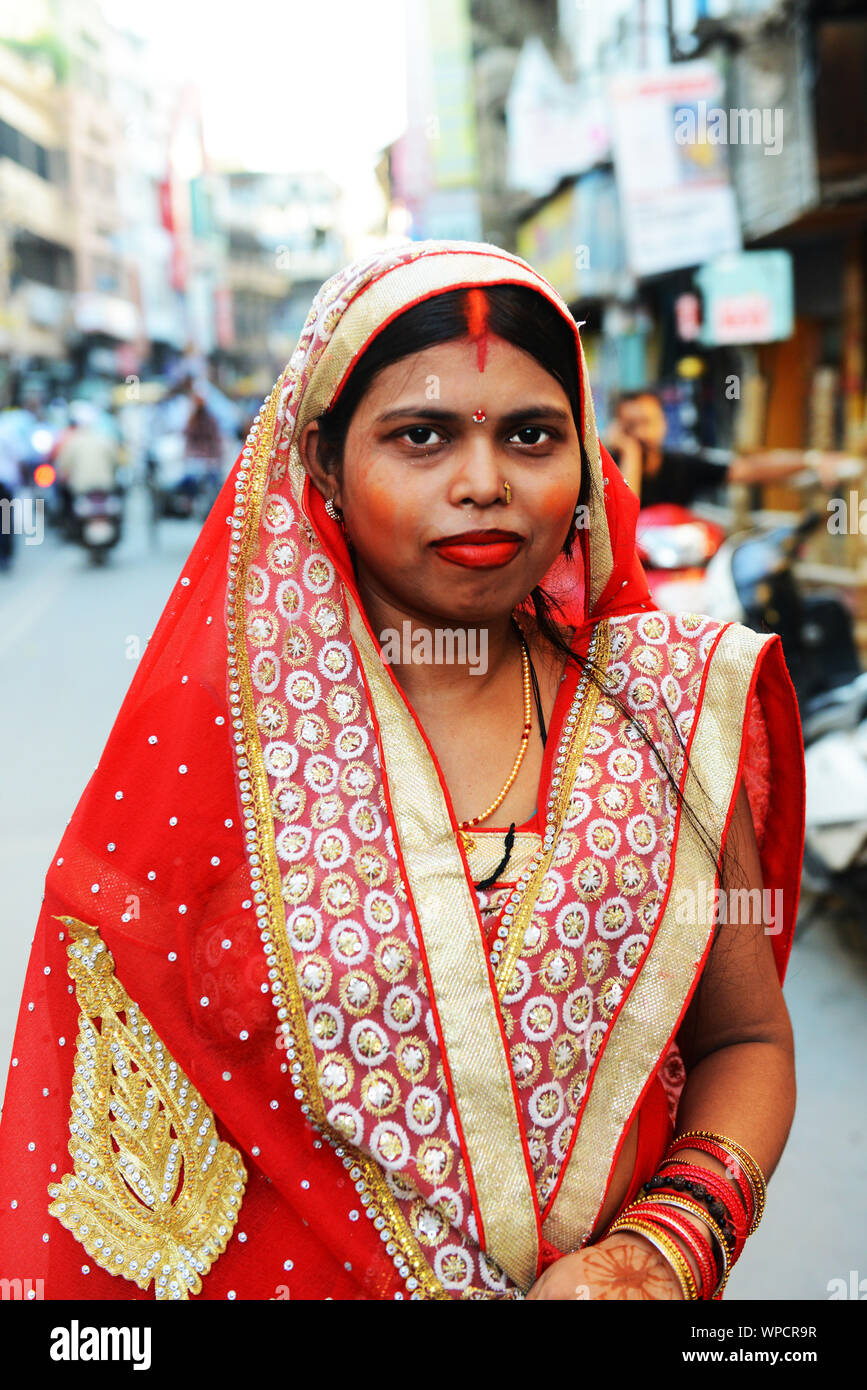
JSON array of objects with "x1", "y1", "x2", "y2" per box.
[
  {"x1": 608, "y1": 1218, "x2": 698, "y2": 1300},
  {"x1": 672, "y1": 1130, "x2": 767, "y2": 1234},
  {"x1": 610, "y1": 1219, "x2": 698, "y2": 1301},
  {"x1": 632, "y1": 1194, "x2": 731, "y2": 1297}
]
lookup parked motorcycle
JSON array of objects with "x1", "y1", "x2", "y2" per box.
[
  {"x1": 703, "y1": 512, "x2": 867, "y2": 927},
  {"x1": 635, "y1": 503, "x2": 727, "y2": 612}
]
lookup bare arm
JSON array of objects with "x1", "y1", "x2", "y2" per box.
[
  {"x1": 673, "y1": 781, "x2": 796, "y2": 1179},
  {"x1": 527, "y1": 783, "x2": 795, "y2": 1299}
]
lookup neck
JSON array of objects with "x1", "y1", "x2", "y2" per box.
[
  {"x1": 643, "y1": 446, "x2": 663, "y2": 477},
  {"x1": 356, "y1": 575, "x2": 519, "y2": 705}
]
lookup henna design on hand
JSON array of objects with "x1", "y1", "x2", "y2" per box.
[{"x1": 581, "y1": 1238, "x2": 682, "y2": 1300}]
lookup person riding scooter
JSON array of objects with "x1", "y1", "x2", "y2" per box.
[
  {"x1": 55, "y1": 402, "x2": 121, "y2": 506},
  {"x1": 54, "y1": 402, "x2": 124, "y2": 561}
]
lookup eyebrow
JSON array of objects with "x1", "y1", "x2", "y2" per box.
[{"x1": 375, "y1": 404, "x2": 572, "y2": 427}]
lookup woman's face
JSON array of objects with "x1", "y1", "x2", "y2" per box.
[{"x1": 315, "y1": 334, "x2": 582, "y2": 626}]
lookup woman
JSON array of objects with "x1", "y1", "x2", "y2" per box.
[
  {"x1": 183, "y1": 387, "x2": 224, "y2": 519},
  {"x1": 0, "y1": 241, "x2": 804, "y2": 1300}
]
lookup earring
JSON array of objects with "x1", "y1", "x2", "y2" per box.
[
  {"x1": 503, "y1": 480, "x2": 512, "y2": 505},
  {"x1": 325, "y1": 497, "x2": 340, "y2": 521}
]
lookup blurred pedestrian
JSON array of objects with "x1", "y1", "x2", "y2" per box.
[
  {"x1": 606, "y1": 389, "x2": 727, "y2": 506},
  {"x1": 607, "y1": 387, "x2": 865, "y2": 505},
  {"x1": 184, "y1": 387, "x2": 223, "y2": 516}
]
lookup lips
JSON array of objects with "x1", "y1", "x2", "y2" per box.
[{"x1": 431, "y1": 530, "x2": 525, "y2": 570}]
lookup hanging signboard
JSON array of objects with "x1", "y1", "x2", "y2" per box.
[
  {"x1": 609, "y1": 62, "x2": 741, "y2": 278},
  {"x1": 695, "y1": 249, "x2": 794, "y2": 345}
]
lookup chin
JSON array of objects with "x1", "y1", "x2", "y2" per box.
[{"x1": 422, "y1": 586, "x2": 528, "y2": 626}]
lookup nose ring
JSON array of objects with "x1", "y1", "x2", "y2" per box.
[{"x1": 503, "y1": 481, "x2": 512, "y2": 505}]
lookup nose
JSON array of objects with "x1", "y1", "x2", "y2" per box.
[{"x1": 447, "y1": 433, "x2": 505, "y2": 509}]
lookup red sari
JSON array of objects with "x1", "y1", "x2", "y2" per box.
[{"x1": 0, "y1": 241, "x2": 804, "y2": 1299}]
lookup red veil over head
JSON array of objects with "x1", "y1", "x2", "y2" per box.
[{"x1": 0, "y1": 241, "x2": 803, "y2": 1301}]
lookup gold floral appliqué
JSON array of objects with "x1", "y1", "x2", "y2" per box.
[{"x1": 47, "y1": 916, "x2": 247, "y2": 1299}]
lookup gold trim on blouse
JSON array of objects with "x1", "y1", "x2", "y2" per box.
[
  {"x1": 464, "y1": 830, "x2": 541, "y2": 886},
  {"x1": 348, "y1": 595, "x2": 541, "y2": 1292},
  {"x1": 541, "y1": 621, "x2": 776, "y2": 1252}
]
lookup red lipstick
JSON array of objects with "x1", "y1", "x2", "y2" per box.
[{"x1": 431, "y1": 529, "x2": 524, "y2": 569}]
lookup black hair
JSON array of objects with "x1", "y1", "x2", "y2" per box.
[{"x1": 314, "y1": 285, "x2": 738, "y2": 908}]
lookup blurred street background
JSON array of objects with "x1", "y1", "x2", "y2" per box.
[{"x1": 0, "y1": 0, "x2": 866, "y2": 1300}]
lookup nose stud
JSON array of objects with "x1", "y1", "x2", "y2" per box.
[{"x1": 503, "y1": 481, "x2": 512, "y2": 505}]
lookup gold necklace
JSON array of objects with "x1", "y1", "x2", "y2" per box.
[{"x1": 459, "y1": 638, "x2": 532, "y2": 842}]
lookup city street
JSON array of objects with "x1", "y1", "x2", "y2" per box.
[
  {"x1": 1, "y1": 490, "x2": 865, "y2": 1301},
  {"x1": 0, "y1": 484, "x2": 201, "y2": 1077}
]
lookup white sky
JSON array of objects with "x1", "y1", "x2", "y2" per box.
[{"x1": 102, "y1": 0, "x2": 409, "y2": 232}]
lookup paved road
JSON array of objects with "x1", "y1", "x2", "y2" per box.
[
  {"x1": 1, "y1": 493, "x2": 865, "y2": 1300},
  {"x1": 0, "y1": 485, "x2": 201, "y2": 1089}
]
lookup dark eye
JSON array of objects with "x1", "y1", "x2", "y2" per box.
[
  {"x1": 511, "y1": 426, "x2": 551, "y2": 446},
  {"x1": 402, "y1": 426, "x2": 443, "y2": 447}
]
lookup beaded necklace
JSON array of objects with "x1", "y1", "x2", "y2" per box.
[
  {"x1": 488, "y1": 620, "x2": 602, "y2": 975},
  {"x1": 458, "y1": 634, "x2": 532, "y2": 845}
]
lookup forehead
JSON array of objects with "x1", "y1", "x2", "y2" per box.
[
  {"x1": 359, "y1": 335, "x2": 569, "y2": 405},
  {"x1": 620, "y1": 395, "x2": 662, "y2": 414}
]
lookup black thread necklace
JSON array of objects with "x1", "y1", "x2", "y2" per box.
[{"x1": 474, "y1": 635, "x2": 547, "y2": 892}]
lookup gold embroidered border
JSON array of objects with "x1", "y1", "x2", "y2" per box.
[
  {"x1": 578, "y1": 351, "x2": 614, "y2": 613},
  {"x1": 494, "y1": 621, "x2": 609, "y2": 995},
  {"x1": 347, "y1": 596, "x2": 540, "y2": 1292},
  {"x1": 237, "y1": 381, "x2": 326, "y2": 1124},
  {"x1": 465, "y1": 830, "x2": 541, "y2": 886},
  {"x1": 234, "y1": 387, "x2": 446, "y2": 1300},
  {"x1": 47, "y1": 917, "x2": 246, "y2": 1300},
  {"x1": 542, "y1": 622, "x2": 774, "y2": 1251}
]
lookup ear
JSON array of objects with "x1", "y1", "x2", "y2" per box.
[{"x1": 298, "y1": 420, "x2": 342, "y2": 508}]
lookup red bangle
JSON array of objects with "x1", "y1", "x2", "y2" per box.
[
  {"x1": 673, "y1": 1131, "x2": 767, "y2": 1234},
  {"x1": 666, "y1": 1136, "x2": 755, "y2": 1225},
  {"x1": 630, "y1": 1201, "x2": 717, "y2": 1300},
  {"x1": 658, "y1": 1162, "x2": 748, "y2": 1259},
  {"x1": 650, "y1": 1164, "x2": 738, "y2": 1249},
  {"x1": 634, "y1": 1193, "x2": 731, "y2": 1296}
]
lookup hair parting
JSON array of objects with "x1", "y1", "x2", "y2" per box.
[{"x1": 464, "y1": 287, "x2": 490, "y2": 371}]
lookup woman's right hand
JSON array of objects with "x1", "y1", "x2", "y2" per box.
[
  {"x1": 525, "y1": 1232, "x2": 684, "y2": 1300},
  {"x1": 604, "y1": 423, "x2": 643, "y2": 497}
]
